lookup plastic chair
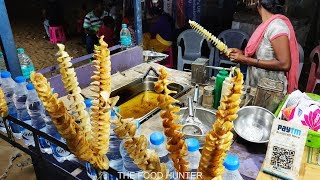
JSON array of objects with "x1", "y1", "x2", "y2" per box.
[
  {"x1": 49, "y1": 26, "x2": 66, "y2": 44},
  {"x1": 162, "y1": 46, "x2": 174, "y2": 68},
  {"x1": 298, "y1": 43, "x2": 304, "y2": 81},
  {"x1": 306, "y1": 45, "x2": 320, "y2": 93},
  {"x1": 177, "y1": 29, "x2": 209, "y2": 72},
  {"x1": 213, "y1": 29, "x2": 249, "y2": 76}
]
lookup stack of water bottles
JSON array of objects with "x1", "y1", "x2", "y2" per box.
[
  {"x1": 0, "y1": 72, "x2": 72, "y2": 163},
  {"x1": 1, "y1": 71, "x2": 19, "y2": 136},
  {"x1": 17, "y1": 48, "x2": 35, "y2": 79}
]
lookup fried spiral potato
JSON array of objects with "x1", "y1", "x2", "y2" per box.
[
  {"x1": 56, "y1": 44, "x2": 91, "y2": 141},
  {"x1": 113, "y1": 110, "x2": 168, "y2": 179},
  {"x1": 30, "y1": 72, "x2": 109, "y2": 170},
  {"x1": 0, "y1": 88, "x2": 8, "y2": 117},
  {"x1": 89, "y1": 36, "x2": 115, "y2": 156},
  {"x1": 189, "y1": 20, "x2": 230, "y2": 56},
  {"x1": 155, "y1": 68, "x2": 189, "y2": 178},
  {"x1": 197, "y1": 68, "x2": 243, "y2": 179}
]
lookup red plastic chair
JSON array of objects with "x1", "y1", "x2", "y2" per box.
[
  {"x1": 306, "y1": 45, "x2": 320, "y2": 93},
  {"x1": 49, "y1": 26, "x2": 66, "y2": 44},
  {"x1": 161, "y1": 46, "x2": 174, "y2": 68}
]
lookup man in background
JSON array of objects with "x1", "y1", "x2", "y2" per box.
[{"x1": 83, "y1": 0, "x2": 108, "y2": 53}]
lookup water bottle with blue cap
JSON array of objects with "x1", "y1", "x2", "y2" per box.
[
  {"x1": 0, "y1": 71, "x2": 20, "y2": 137},
  {"x1": 150, "y1": 132, "x2": 176, "y2": 179},
  {"x1": 84, "y1": 98, "x2": 92, "y2": 114},
  {"x1": 13, "y1": 76, "x2": 33, "y2": 146},
  {"x1": 26, "y1": 83, "x2": 52, "y2": 154},
  {"x1": 222, "y1": 154, "x2": 243, "y2": 180},
  {"x1": 185, "y1": 138, "x2": 201, "y2": 180},
  {"x1": 105, "y1": 106, "x2": 123, "y2": 180},
  {"x1": 120, "y1": 120, "x2": 143, "y2": 180},
  {"x1": 17, "y1": 48, "x2": 35, "y2": 79}
]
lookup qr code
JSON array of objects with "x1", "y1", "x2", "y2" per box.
[{"x1": 270, "y1": 146, "x2": 295, "y2": 170}]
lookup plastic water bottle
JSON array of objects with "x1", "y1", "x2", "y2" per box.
[
  {"x1": 0, "y1": 71, "x2": 21, "y2": 138},
  {"x1": 105, "y1": 106, "x2": 122, "y2": 180},
  {"x1": 120, "y1": 24, "x2": 132, "y2": 50},
  {"x1": 185, "y1": 138, "x2": 201, "y2": 180},
  {"x1": 84, "y1": 98, "x2": 92, "y2": 114},
  {"x1": 222, "y1": 154, "x2": 243, "y2": 180},
  {"x1": 84, "y1": 99, "x2": 97, "y2": 180},
  {"x1": 0, "y1": 52, "x2": 6, "y2": 71},
  {"x1": 26, "y1": 83, "x2": 52, "y2": 154},
  {"x1": 149, "y1": 132, "x2": 176, "y2": 179},
  {"x1": 46, "y1": 119, "x2": 72, "y2": 163},
  {"x1": 13, "y1": 76, "x2": 33, "y2": 146},
  {"x1": 17, "y1": 48, "x2": 35, "y2": 79},
  {"x1": 120, "y1": 120, "x2": 143, "y2": 180}
]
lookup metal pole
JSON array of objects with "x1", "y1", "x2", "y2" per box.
[
  {"x1": 133, "y1": 0, "x2": 143, "y2": 45},
  {"x1": 0, "y1": 0, "x2": 22, "y2": 78}
]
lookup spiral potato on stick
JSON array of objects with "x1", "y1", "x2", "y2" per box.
[
  {"x1": 90, "y1": 36, "x2": 119, "y2": 156},
  {"x1": 30, "y1": 72, "x2": 109, "y2": 169},
  {"x1": 189, "y1": 20, "x2": 230, "y2": 56},
  {"x1": 0, "y1": 88, "x2": 8, "y2": 117},
  {"x1": 56, "y1": 44, "x2": 91, "y2": 140},
  {"x1": 155, "y1": 68, "x2": 189, "y2": 178},
  {"x1": 197, "y1": 68, "x2": 243, "y2": 179},
  {"x1": 112, "y1": 108, "x2": 168, "y2": 179}
]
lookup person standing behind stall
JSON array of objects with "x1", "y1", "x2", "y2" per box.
[
  {"x1": 143, "y1": 6, "x2": 174, "y2": 53},
  {"x1": 228, "y1": 0, "x2": 299, "y2": 94},
  {"x1": 83, "y1": 0, "x2": 108, "y2": 53}
]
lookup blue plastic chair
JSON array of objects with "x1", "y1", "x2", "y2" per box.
[
  {"x1": 177, "y1": 29, "x2": 209, "y2": 72},
  {"x1": 213, "y1": 29, "x2": 250, "y2": 76}
]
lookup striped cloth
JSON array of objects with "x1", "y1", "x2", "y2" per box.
[{"x1": 83, "y1": 11, "x2": 108, "y2": 32}]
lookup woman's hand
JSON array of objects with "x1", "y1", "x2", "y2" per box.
[{"x1": 228, "y1": 48, "x2": 247, "y2": 64}]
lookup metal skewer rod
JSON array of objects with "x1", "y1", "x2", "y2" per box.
[{"x1": 206, "y1": 66, "x2": 232, "y2": 71}]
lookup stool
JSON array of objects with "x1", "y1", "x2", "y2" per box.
[
  {"x1": 49, "y1": 26, "x2": 66, "y2": 44},
  {"x1": 161, "y1": 47, "x2": 174, "y2": 68}
]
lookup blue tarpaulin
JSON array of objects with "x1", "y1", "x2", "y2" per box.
[{"x1": 185, "y1": 0, "x2": 201, "y2": 23}]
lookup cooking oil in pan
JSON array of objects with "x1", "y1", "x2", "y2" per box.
[{"x1": 119, "y1": 91, "x2": 159, "y2": 119}]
